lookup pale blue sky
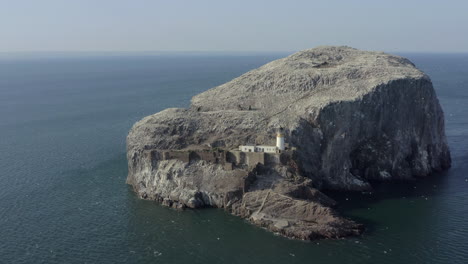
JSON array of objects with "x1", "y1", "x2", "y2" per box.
[{"x1": 1, "y1": 0, "x2": 467, "y2": 53}]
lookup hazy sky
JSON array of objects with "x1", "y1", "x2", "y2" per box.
[{"x1": 1, "y1": 0, "x2": 467, "y2": 53}]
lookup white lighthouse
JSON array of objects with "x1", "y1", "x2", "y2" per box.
[
  {"x1": 276, "y1": 128, "x2": 285, "y2": 151},
  {"x1": 238, "y1": 128, "x2": 287, "y2": 153}
]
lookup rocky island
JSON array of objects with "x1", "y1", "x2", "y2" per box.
[{"x1": 126, "y1": 46, "x2": 451, "y2": 240}]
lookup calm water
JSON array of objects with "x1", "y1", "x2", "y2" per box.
[{"x1": 0, "y1": 53, "x2": 467, "y2": 264}]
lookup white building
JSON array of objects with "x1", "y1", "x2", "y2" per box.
[
  {"x1": 239, "y1": 145, "x2": 277, "y2": 153},
  {"x1": 239, "y1": 129, "x2": 286, "y2": 153}
]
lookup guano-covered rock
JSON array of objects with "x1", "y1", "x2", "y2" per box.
[{"x1": 126, "y1": 46, "x2": 451, "y2": 240}]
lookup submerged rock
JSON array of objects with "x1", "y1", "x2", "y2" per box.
[{"x1": 126, "y1": 46, "x2": 450, "y2": 240}]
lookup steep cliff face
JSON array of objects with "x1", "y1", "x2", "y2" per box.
[{"x1": 126, "y1": 46, "x2": 450, "y2": 239}]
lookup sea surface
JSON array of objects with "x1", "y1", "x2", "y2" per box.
[{"x1": 0, "y1": 52, "x2": 467, "y2": 264}]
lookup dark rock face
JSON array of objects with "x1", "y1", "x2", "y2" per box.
[{"x1": 126, "y1": 46, "x2": 450, "y2": 240}]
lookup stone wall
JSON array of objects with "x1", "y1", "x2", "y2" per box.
[
  {"x1": 189, "y1": 150, "x2": 226, "y2": 164},
  {"x1": 160, "y1": 149, "x2": 227, "y2": 166},
  {"x1": 158, "y1": 149, "x2": 292, "y2": 170},
  {"x1": 246, "y1": 152, "x2": 265, "y2": 167},
  {"x1": 265, "y1": 153, "x2": 281, "y2": 165},
  {"x1": 227, "y1": 151, "x2": 246, "y2": 165},
  {"x1": 163, "y1": 151, "x2": 190, "y2": 163}
]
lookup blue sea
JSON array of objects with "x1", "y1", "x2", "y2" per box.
[{"x1": 0, "y1": 52, "x2": 467, "y2": 264}]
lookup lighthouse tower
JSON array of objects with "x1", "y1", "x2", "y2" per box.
[{"x1": 276, "y1": 128, "x2": 285, "y2": 151}]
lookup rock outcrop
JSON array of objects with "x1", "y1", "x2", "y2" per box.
[{"x1": 126, "y1": 46, "x2": 451, "y2": 240}]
